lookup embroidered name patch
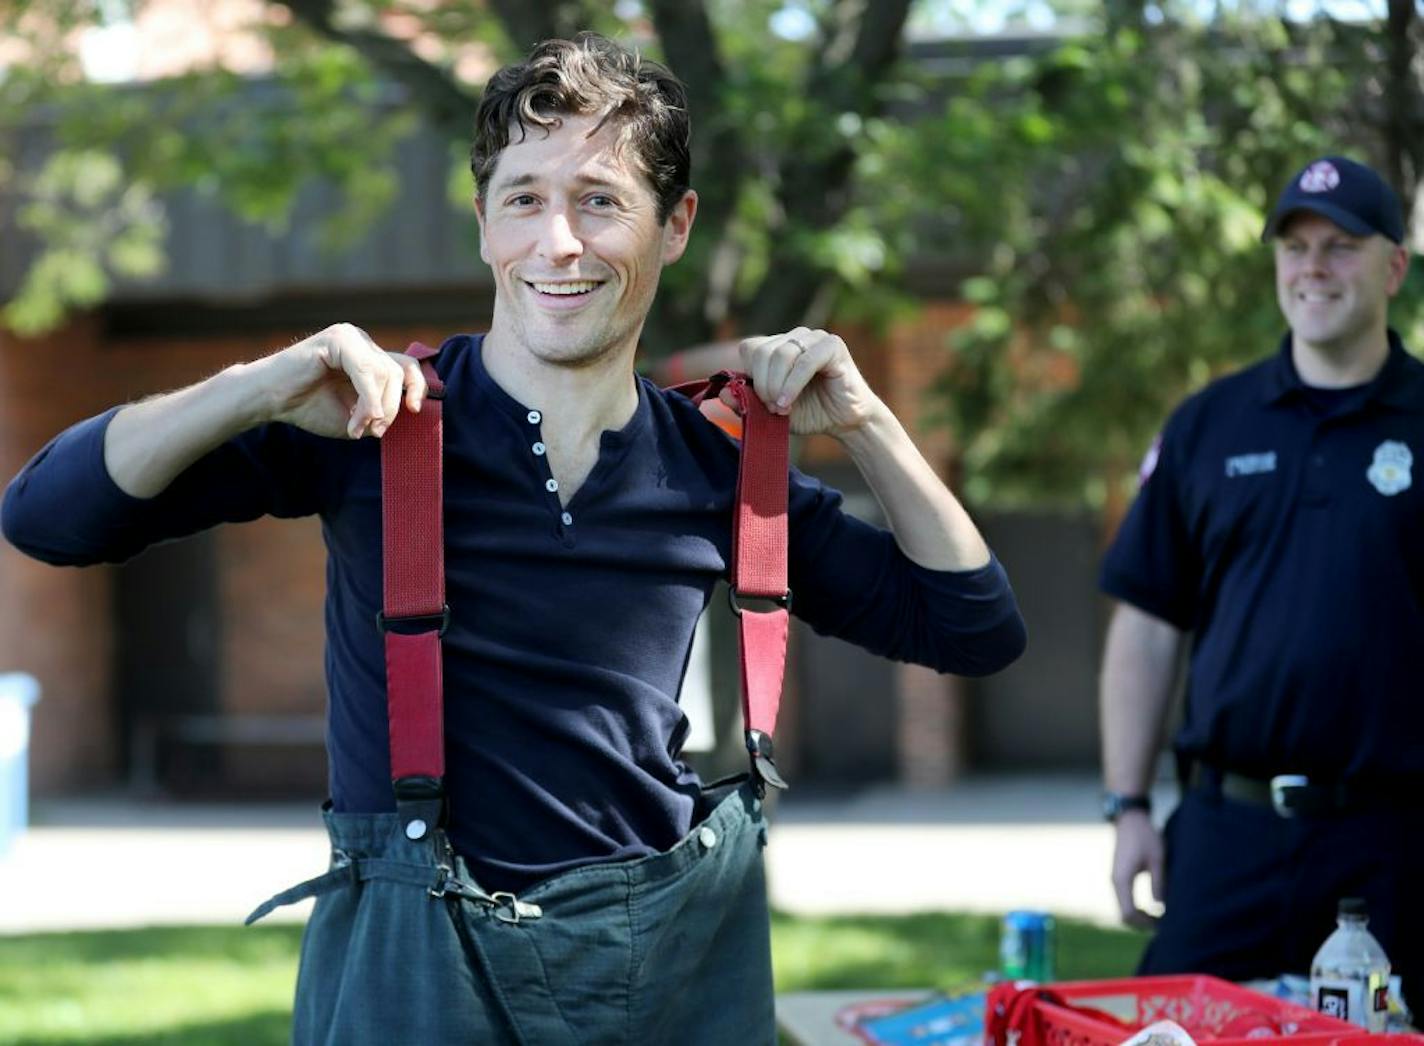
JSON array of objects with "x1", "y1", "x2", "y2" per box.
[
  {"x1": 1224, "y1": 452, "x2": 1277, "y2": 478},
  {"x1": 1367, "y1": 440, "x2": 1412, "y2": 496}
]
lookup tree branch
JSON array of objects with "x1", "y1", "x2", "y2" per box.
[
  {"x1": 485, "y1": 0, "x2": 604, "y2": 51},
  {"x1": 1382, "y1": 0, "x2": 1422, "y2": 222},
  {"x1": 795, "y1": 0, "x2": 914, "y2": 200},
  {"x1": 805, "y1": 0, "x2": 914, "y2": 113},
  {"x1": 643, "y1": 5, "x2": 742, "y2": 195},
  {"x1": 743, "y1": 0, "x2": 915, "y2": 332},
  {"x1": 484, "y1": 0, "x2": 558, "y2": 51},
  {"x1": 646, "y1": 0, "x2": 745, "y2": 336},
  {"x1": 281, "y1": 0, "x2": 479, "y2": 138},
  {"x1": 1102, "y1": 0, "x2": 1147, "y2": 36}
]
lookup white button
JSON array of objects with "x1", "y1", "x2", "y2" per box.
[
  {"x1": 527, "y1": 410, "x2": 542, "y2": 424},
  {"x1": 561, "y1": 512, "x2": 573, "y2": 526},
  {"x1": 533, "y1": 442, "x2": 546, "y2": 456},
  {"x1": 545, "y1": 479, "x2": 559, "y2": 493},
  {"x1": 698, "y1": 826, "x2": 718, "y2": 849},
  {"x1": 405, "y1": 819, "x2": 428, "y2": 841}
]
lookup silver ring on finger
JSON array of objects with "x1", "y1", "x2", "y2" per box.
[{"x1": 786, "y1": 336, "x2": 807, "y2": 353}]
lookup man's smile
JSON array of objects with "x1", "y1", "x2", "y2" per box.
[{"x1": 521, "y1": 278, "x2": 608, "y2": 309}]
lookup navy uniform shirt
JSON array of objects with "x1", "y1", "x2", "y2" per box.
[
  {"x1": 1102, "y1": 330, "x2": 1424, "y2": 782},
  {"x1": 3, "y1": 333, "x2": 1026, "y2": 892}
]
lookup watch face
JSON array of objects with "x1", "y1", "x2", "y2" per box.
[{"x1": 1103, "y1": 793, "x2": 1148, "y2": 821}]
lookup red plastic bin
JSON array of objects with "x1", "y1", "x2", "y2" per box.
[{"x1": 1030, "y1": 975, "x2": 1360, "y2": 1046}]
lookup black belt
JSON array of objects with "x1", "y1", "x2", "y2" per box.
[{"x1": 1187, "y1": 762, "x2": 1416, "y2": 818}]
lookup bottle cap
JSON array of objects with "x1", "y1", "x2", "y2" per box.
[{"x1": 1338, "y1": 897, "x2": 1367, "y2": 917}]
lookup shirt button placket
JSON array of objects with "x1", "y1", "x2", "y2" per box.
[
  {"x1": 526, "y1": 412, "x2": 554, "y2": 498},
  {"x1": 1301, "y1": 429, "x2": 1330, "y2": 506},
  {"x1": 525, "y1": 408, "x2": 572, "y2": 540}
]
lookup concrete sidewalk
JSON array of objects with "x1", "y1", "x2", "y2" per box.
[{"x1": 0, "y1": 774, "x2": 1176, "y2": 934}]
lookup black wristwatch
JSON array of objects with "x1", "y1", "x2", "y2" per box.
[{"x1": 1102, "y1": 792, "x2": 1152, "y2": 822}]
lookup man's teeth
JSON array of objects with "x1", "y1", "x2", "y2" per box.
[
  {"x1": 531, "y1": 281, "x2": 599, "y2": 295},
  {"x1": 1300, "y1": 291, "x2": 1334, "y2": 302}
]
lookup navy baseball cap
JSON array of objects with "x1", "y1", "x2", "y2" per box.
[{"x1": 1262, "y1": 155, "x2": 1405, "y2": 244}]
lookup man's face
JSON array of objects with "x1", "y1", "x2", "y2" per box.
[
  {"x1": 475, "y1": 112, "x2": 695, "y2": 368},
  {"x1": 1274, "y1": 211, "x2": 1408, "y2": 354}
]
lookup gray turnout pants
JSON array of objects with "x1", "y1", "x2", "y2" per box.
[{"x1": 248, "y1": 778, "x2": 775, "y2": 1045}]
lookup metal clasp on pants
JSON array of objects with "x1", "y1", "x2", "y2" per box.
[
  {"x1": 1270, "y1": 774, "x2": 1309, "y2": 817},
  {"x1": 428, "y1": 865, "x2": 542, "y2": 923},
  {"x1": 489, "y1": 892, "x2": 540, "y2": 924}
]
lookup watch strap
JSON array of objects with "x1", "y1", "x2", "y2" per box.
[{"x1": 1103, "y1": 792, "x2": 1152, "y2": 822}]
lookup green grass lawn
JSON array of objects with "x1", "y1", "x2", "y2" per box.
[{"x1": 0, "y1": 913, "x2": 1146, "y2": 1045}]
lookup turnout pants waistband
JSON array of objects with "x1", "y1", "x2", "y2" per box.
[{"x1": 245, "y1": 777, "x2": 776, "y2": 1046}]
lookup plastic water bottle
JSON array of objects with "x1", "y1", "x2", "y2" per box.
[{"x1": 1309, "y1": 897, "x2": 1391, "y2": 1031}]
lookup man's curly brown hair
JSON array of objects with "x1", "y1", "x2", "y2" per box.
[{"x1": 471, "y1": 33, "x2": 691, "y2": 224}]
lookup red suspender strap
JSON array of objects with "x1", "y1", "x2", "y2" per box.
[
  {"x1": 378, "y1": 360, "x2": 789, "y2": 830},
  {"x1": 670, "y1": 371, "x2": 792, "y2": 791},
  {"x1": 380, "y1": 341, "x2": 448, "y2": 840}
]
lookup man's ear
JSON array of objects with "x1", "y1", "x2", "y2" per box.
[
  {"x1": 1387, "y1": 243, "x2": 1410, "y2": 297},
  {"x1": 474, "y1": 195, "x2": 490, "y2": 265},
  {"x1": 661, "y1": 190, "x2": 698, "y2": 265}
]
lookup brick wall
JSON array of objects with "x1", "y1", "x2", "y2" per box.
[
  {"x1": 796, "y1": 305, "x2": 977, "y2": 785},
  {"x1": 882, "y1": 304, "x2": 975, "y2": 785},
  {"x1": 1, "y1": 317, "x2": 121, "y2": 790}
]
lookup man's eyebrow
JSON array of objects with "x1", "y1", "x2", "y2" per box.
[
  {"x1": 489, "y1": 170, "x2": 635, "y2": 194},
  {"x1": 489, "y1": 172, "x2": 539, "y2": 194},
  {"x1": 573, "y1": 170, "x2": 636, "y2": 191}
]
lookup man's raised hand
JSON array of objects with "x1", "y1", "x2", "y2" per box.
[
  {"x1": 735, "y1": 327, "x2": 882, "y2": 437},
  {"x1": 269, "y1": 323, "x2": 427, "y2": 440}
]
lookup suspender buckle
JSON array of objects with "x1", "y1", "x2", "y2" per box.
[
  {"x1": 727, "y1": 587, "x2": 792, "y2": 616},
  {"x1": 394, "y1": 774, "x2": 446, "y2": 840},
  {"x1": 376, "y1": 605, "x2": 451, "y2": 637},
  {"x1": 746, "y1": 729, "x2": 789, "y2": 792}
]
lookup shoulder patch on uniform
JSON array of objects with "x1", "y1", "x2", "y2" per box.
[
  {"x1": 1367, "y1": 439, "x2": 1412, "y2": 496},
  {"x1": 1139, "y1": 434, "x2": 1162, "y2": 483}
]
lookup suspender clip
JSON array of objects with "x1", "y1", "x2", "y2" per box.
[
  {"x1": 746, "y1": 729, "x2": 789, "y2": 792},
  {"x1": 394, "y1": 774, "x2": 446, "y2": 841}
]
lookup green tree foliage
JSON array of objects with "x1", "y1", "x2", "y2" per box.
[
  {"x1": 3, "y1": 2, "x2": 1422, "y2": 508},
  {"x1": 908, "y1": 6, "x2": 1424, "y2": 508},
  {"x1": 0, "y1": 0, "x2": 919, "y2": 354}
]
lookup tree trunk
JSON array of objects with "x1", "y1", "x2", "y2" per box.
[
  {"x1": 740, "y1": 0, "x2": 915, "y2": 336},
  {"x1": 1382, "y1": 0, "x2": 1422, "y2": 224}
]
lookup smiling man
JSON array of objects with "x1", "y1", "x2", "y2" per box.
[
  {"x1": 1, "y1": 33, "x2": 1025, "y2": 1044},
  {"x1": 1098, "y1": 155, "x2": 1423, "y2": 1009}
]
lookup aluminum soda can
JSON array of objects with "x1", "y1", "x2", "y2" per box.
[{"x1": 1001, "y1": 910, "x2": 1056, "y2": 982}]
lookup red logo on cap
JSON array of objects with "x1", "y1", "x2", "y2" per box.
[{"x1": 1299, "y1": 161, "x2": 1340, "y2": 193}]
